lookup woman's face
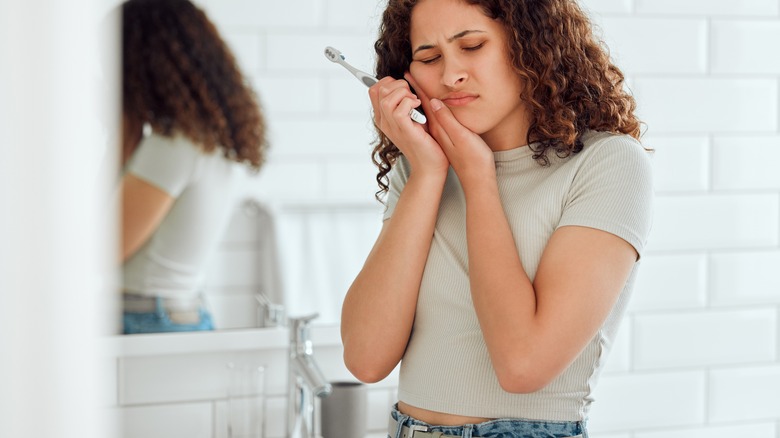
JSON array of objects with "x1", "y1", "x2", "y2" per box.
[{"x1": 408, "y1": 0, "x2": 529, "y2": 150}]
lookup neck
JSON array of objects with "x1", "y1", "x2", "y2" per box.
[
  {"x1": 481, "y1": 124, "x2": 530, "y2": 152},
  {"x1": 481, "y1": 109, "x2": 532, "y2": 152}
]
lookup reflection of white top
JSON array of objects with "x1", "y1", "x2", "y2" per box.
[
  {"x1": 383, "y1": 131, "x2": 654, "y2": 421},
  {"x1": 122, "y1": 133, "x2": 242, "y2": 302}
]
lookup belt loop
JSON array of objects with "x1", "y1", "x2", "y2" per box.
[
  {"x1": 393, "y1": 414, "x2": 409, "y2": 438},
  {"x1": 579, "y1": 420, "x2": 588, "y2": 438},
  {"x1": 462, "y1": 424, "x2": 473, "y2": 438}
]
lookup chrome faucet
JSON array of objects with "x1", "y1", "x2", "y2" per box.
[
  {"x1": 287, "y1": 314, "x2": 332, "y2": 438},
  {"x1": 255, "y1": 292, "x2": 286, "y2": 328}
]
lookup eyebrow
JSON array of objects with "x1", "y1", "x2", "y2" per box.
[{"x1": 412, "y1": 29, "x2": 486, "y2": 55}]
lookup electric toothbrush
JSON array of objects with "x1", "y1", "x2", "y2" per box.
[{"x1": 324, "y1": 46, "x2": 427, "y2": 124}]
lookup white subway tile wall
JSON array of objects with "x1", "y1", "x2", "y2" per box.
[
  {"x1": 599, "y1": 18, "x2": 708, "y2": 74},
  {"x1": 113, "y1": 0, "x2": 780, "y2": 437},
  {"x1": 709, "y1": 366, "x2": 780, "y2": 422},
  {"x1": 711, "y1": 21, "x2": 780, "y2": 74},
  {"x1": 710, "y1": 250, "x2": 780, "y2": 306},
  {"x1": 712, "y1": 136, "x2": 780, "y2": 190},
  {"x1": 635, "y1": 423, "x2": 778, "y2": 438},
  {"x1": 645, "y1": 135, "x2": 710, "y2": 192},
  {"x1": 634, "y1": 78, "x2": 778, "y2": 133},
  {"x1": 588, "y1": 371, "x2": 707, "y2": 431},
  {"x1": 633, "y1": 309, "x2": 777, "y2": 369}
]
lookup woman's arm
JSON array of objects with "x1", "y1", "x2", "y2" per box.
[
  {"x1": 341, "y1": 170, "x2": 446, "y2": 383},
  {"x1": 120, "y1": 173, "x2": 175, "y2": 261},
  {"x1": 427, "y1": 99, "x2": 644, "y2": 394},
  {"x1": 342, "y1": 76, "x2": 450, "y2": 383},
  {"x1": 463, "y1": 181, "x2": 636, "y2": 393}
]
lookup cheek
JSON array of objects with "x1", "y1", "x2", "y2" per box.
[{"x1": 408, "y1": 65, "x2": 437, "y2": 96}]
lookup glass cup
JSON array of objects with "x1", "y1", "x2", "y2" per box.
[{"x1": 226, "y1": 362, "x2": 265, "y2": 438}]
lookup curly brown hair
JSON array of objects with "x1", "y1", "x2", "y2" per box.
[
  {"x1": 372, "y1": 0, "x2": 642, "y2": 198},
  {"x1": 122, "y1": 0, "x2": 267, "y2": 169}
]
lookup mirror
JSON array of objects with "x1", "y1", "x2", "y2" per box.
[{"x1": 118, "y1": 0, "x2": 388, "y2": 334}]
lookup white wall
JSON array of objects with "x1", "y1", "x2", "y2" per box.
[{"x1": 0, "y1": 0, "x2": 118, "y2": 437}]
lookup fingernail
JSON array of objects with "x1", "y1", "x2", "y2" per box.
[{"x1": 430, "y1": 99, "x2": 443, "y2": 111}]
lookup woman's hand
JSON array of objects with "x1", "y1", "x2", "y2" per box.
[
  {"x1": 369, "y1": 76, "x2": 449, "y2": 177},
  {"x1": 405, "y1": 74, "x2": 495, "y2": 189}
]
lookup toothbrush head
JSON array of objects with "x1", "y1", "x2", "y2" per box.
[{"x1": 324, "y1": 46, "x2": 345, "y2": 63}]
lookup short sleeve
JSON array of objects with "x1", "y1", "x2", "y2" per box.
[
  {"x1": 382, "y1": 156, "x2": 412, "y2": 221},
  {"x1": 557, "y1": 135, "x2": 654, "y2": 258},
  {"x1": 126, "y1": 134, "x2": 200, "y2": 197}
]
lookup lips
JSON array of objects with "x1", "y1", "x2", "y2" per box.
[{"x1": 442, "y1": 92, "x2": 478, "y2": 106}]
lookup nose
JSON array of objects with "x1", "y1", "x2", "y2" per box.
[{"x1": 440, "y1": 57, "x2": 467, "y2": 88}]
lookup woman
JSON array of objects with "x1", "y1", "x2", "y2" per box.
[
  {"x1": 341, "y1": 0, "x2": 653, "y2": 436},
  {"x1": 120, "y1": 0, "x2": 267, "y2": 334}
]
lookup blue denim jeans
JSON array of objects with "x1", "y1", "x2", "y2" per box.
[
  {"x1": 389, "y1": 404, "x2": 587, "y2": 438},
  {"x1": 123, "y1": 296, "x2": 214, "y2": 334}
]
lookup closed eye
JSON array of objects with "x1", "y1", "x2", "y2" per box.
[{"x1": 416, "y1": 41, "x2": 485, "y2": 64}]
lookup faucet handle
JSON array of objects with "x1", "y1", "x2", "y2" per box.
[
  {"x1": 255, "y1": 292, "x2": 285, "y2": 328},
  {"x1": 288, "y1": 313, "x2": 320, "y2": 328},
  {"x1": 289, "y1": 313, "x2": 320, "y2": 347}
]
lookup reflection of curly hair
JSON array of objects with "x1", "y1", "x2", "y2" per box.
[
  {"x1": 372, "y1": 0, "x2": 642, "y2": 198},
  {"x1": 122, "y1": 0, "x2": 267, "y2": 169}
]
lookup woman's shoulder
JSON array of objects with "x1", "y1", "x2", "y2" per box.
[
  {"x1": 140, "y1": 132, "x2": 202, "y2": 154},
  {"x1": 576, "y1": 130, "x2": 652, "y2": 169},
  {"x1": 128, "y1": 131, "x2": 238, "y2": 188},
  {"x1": 138, "y1": 132, "x2": 235, "y2": 167},
  {"x1": 581, "y1": 130, "x2": 648, "y2": 155}
]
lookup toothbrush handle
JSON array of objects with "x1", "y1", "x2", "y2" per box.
[
  {"x1": 344, "y1": 62, "x2": 427, "y2": 124},
  {"x1": 409, "y1": 109, "x2": 427, "y2": 124}
]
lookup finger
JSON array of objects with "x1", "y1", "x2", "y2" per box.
[
  {"x1": 368, "y1": 78, "x2": 396, "y2": 125},
  {"x1": 376, "y1": 77, "x2": 413, "y2": 100},
  {"x1": 428, "y1": 98, "x2": 472, "y2": 146},
  {"x1": 405, "y1": 72, "x2": 442, "y2": 133},
  {"x1": 380, "y1": 87, "x2": 421, "y2": 125},
  {"x1": 393, "y1": 95, "x2": 424, "y2": 126},
  {"x1": 369, "y1": 77, "x2": 411, "y2": 125},
  {"x1": 368, "y1": 85, "x2": 382, "y2": 126},
  {"x1": 405, "y1": 72, "x2": 456, "y2": 145}
]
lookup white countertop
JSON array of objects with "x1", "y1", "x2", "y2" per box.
[{"x1": 103, "y1": 325, "x2": 342, "y2": 357}]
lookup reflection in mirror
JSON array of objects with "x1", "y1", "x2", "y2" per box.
[
  {"x1": 118, "y1": 0, "x2": 383, "y2": 336},
  {"x1": 119, "y1": 0, "x2": 268, "y2": 335}
]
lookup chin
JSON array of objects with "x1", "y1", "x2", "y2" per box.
[
  {"x1": 449, "y1": 110, "x2": 488, "y2": 134},
  {"x1": 461, "y1": 119, "x2": 492, "y2": 136}
]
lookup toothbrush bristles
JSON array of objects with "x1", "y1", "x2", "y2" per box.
[{"x1": 324, "y1": 47, "x2": 345, "y2": 61}]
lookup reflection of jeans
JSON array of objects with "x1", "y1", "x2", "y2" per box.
[
  {"x1": 388, "y1": 404, "x2": 587, "y2": 438},
  {"x1": 123, "y1": 296, "x2": 214, "y2": 334}
]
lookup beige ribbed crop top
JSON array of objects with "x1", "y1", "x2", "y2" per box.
[{"x1": 382, "y1": 131, "x2": 654, "y2": 420}]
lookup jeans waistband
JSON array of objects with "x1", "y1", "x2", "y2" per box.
[
  {"x1": 388, "y1": 404, "x2": 586, "y2": 438},
  {"x1": 123, "y1": 293, "x2": 204, "y2": 313}
]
